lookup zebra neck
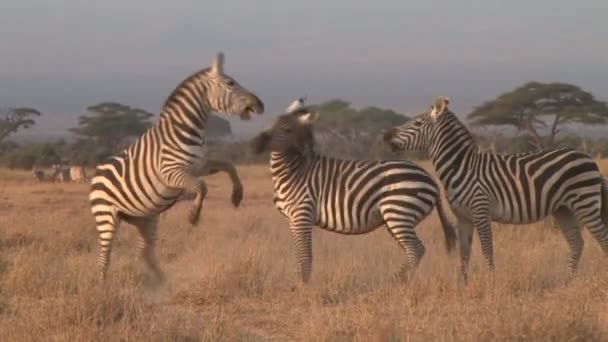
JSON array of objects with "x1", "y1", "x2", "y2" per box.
[
  {"x1": 158, "y1": 108, "x2": 209, "y2": 139},
  {"x1": 269, "y1": 151, "x2": 312, "y2": 188},
  {"x1": 429, "y1": 112, "x2": 478, "y2": 181}
]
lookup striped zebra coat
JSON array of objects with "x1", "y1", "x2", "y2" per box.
[
  {"x1": 251, "y1": 102, "x2": 457, "y2": 283},
  {"x1": 89, "y1": 52, "x2": 264, "y2": 281},
  {"x1": 384, "y1": 96, "x2": 608, "y2": 280}
]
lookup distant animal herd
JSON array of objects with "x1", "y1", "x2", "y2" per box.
[
  {"x1": 32, "y1": 164, "x2": 89, "y2": 183},
  {"x1": 22, "y1": 52, "x2": 608, "y2": 287}
]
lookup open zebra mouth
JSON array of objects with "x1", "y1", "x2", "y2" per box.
[{"x1": 239, "y1": 103, "x2": 264, "y2": 121}]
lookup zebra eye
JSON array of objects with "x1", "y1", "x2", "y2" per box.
[{"x1": 226, "y1": 79, "x2": 235, "y2": 86}]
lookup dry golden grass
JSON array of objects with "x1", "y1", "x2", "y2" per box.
[{"x1": 1, "y1": 161, "x2": 608, "y2": 341}]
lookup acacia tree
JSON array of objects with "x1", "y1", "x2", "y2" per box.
[
  {"x1": 70, "y1": 102, "x2": 154, "y2": 153},
  {"x1": 0, "y1": 107, "x2": 41, "y2": 142},
  {"x1": 68, "y1": 102, "x2": 234, "y2": 165},
  {"x1": 308, "y1": 99, "x2": 409, "y2": 159},
  {"x1": 467, "y1": 82, "x2": 608, "y2": 150}
]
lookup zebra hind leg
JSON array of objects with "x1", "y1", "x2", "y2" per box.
[
  {"x1": 384, "y1": 218, "x2": 425, "y2": 282},
  {"x1": 94, "y1": 210, "x2": 121, "y2": 281},
  {"x1": 573, "y1": 198, "x2": 608, "y2": 260},
  {"x1": 554, "y1": 207, "x2": 584, "y2": 275},
  {"x1": 132, "y1": 215, "x2": 166, "y2": 287}
]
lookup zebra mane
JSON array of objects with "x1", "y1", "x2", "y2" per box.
[{"x1": 161, "y1": 67, "x2": 211, "y2": 112}]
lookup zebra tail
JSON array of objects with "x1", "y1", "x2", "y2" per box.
[
  {"x1": 602, "y1": 177, "x2": 608, "y2": 226},
  {"x1": 435, "y1": 192, "x2": 458, "y2": 254}
]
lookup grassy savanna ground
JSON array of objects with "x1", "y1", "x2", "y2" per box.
[{"x1": 1, "y1": 160, "x2": 608, "y2": 341}]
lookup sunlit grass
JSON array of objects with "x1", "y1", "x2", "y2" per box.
[{"x1": 0, "y1": 161, "x2": 607, "y2": 341}]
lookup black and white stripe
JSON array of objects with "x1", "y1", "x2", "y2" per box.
[
  {"x1": 385, "y1": 96, "x2": 608, "y2": 280},
  {"x1": 89, "y1": 52, "x2": 264, "y2": 281},
  {"x1": 251, "y1": 100, "x2": 457, "y2": 283}
]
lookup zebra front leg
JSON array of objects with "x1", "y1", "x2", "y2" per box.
[
  {"x1": 164, "y1": 170, "x2": 209, "y2": 226},
  {"x1": 385, "y1": 220, "x2": 425, "y2": 281},
  {"x1": 188, "y1": 179, "x2": 208, "y2": 225},
  {"x1": 289, "y1": 217, "x2": 314, "y2": 284},
  {"x1": 194, "y1": 159, "x2": 243, "y2": 207},
  {"x1": 457, "y1": 216, "x2": 474, "y2": 283},
  {"x1": 472, "y1": 204, "x2": 495, "y2": 273}
]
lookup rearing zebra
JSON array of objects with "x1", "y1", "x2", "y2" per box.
[
  {"x1": 384, "y1": 96, "x2": 608, "y2": 280},
  {"x1": 89, "y1": 52, "x2": 264, "y2": 281},
  {"x1": 250, "y1": 99, "x2": 457, "y2": 283}
]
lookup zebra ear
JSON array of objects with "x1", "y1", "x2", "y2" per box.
[
  {"x1": 210, "y1": 51, "x2": 225, "y2": 75},
  {"x1": 286, "y1": 97, "x2": 306, "y2": 113},
  {"x1": 297, "y1": 111, "x2": 319, "y2": 125},
  {"x1": 430, "y1": 96, "x2": 450, "y2": 120}
]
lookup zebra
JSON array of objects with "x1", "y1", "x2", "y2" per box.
[
  {"x1": 52, "y1": 164, "x2": 71, "y2": 183},
  {"x1": 32, "y1": 168, "x2": 48, "y2": 182},
  {"x1": 70, "y1": 166, "x2": 88, "y2": 183},
  {"x1": 89, "y1": 52, "x2": 264, "y2": 281},
  {"x1": 384, "y1": 96, "x2": 608, "y2": 281},
  {"x1": 250, "y1": 99, "x2": 457, "y2": 283}
]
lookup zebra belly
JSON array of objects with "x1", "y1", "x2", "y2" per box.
[
  {"x1": 119, "y1": 196, "x2": 182, "y2": 217},
  {"x1": 316, "y1": 208, "x2": 384, "y2": 235},
  {"x1": 448, "y1": 200, "x2": 473, "y2": 219},
  {"x1": 113, "y1": 180, "x2": 184, "y2": 217},
  {"x1": 489, "y1": 202, "x2": 547, "y2": 224}
]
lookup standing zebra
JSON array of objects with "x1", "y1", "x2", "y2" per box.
[
  {"x1": 89, "y1": 52, "x2": 264, "y2": 281},
  {"x1": 70, "y1": 165, "x2": 88, "y2": 183},
  {"x1": 384, "y1": 96, "x2": 608, "y2": 281},
  {"x1": 32, "y1": 168, "x2": 48, "y2": 182},
  {"x1": 250, "y1": 99, "x2": 457, "y2": 283},
  {"x1": 52, "y1": 164, "x2": 72, "y2": 182}
]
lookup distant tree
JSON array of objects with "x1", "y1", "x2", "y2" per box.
[
  {"x1": 307, "y1": 99, "x2": 409, "y2": 158},
  {"x1": 473, "y1": 127, "x2": 506, "y2": 154},
  {"x1": 467, "y1": 82, "x2": 608, "y2": 150},
  {"x1": 3, "y1": 143, "x2": 61, "y2": 169},
  {"x1": 70, "y1": 102, "x2": 154, "y2": 153},
  {"x1": 0, "y1": 107, "x2": 41, "y2": 143}
]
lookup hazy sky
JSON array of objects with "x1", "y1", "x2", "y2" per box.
[{"x1": 1, "y1": 0, "x2": 606, "y2": 137}]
